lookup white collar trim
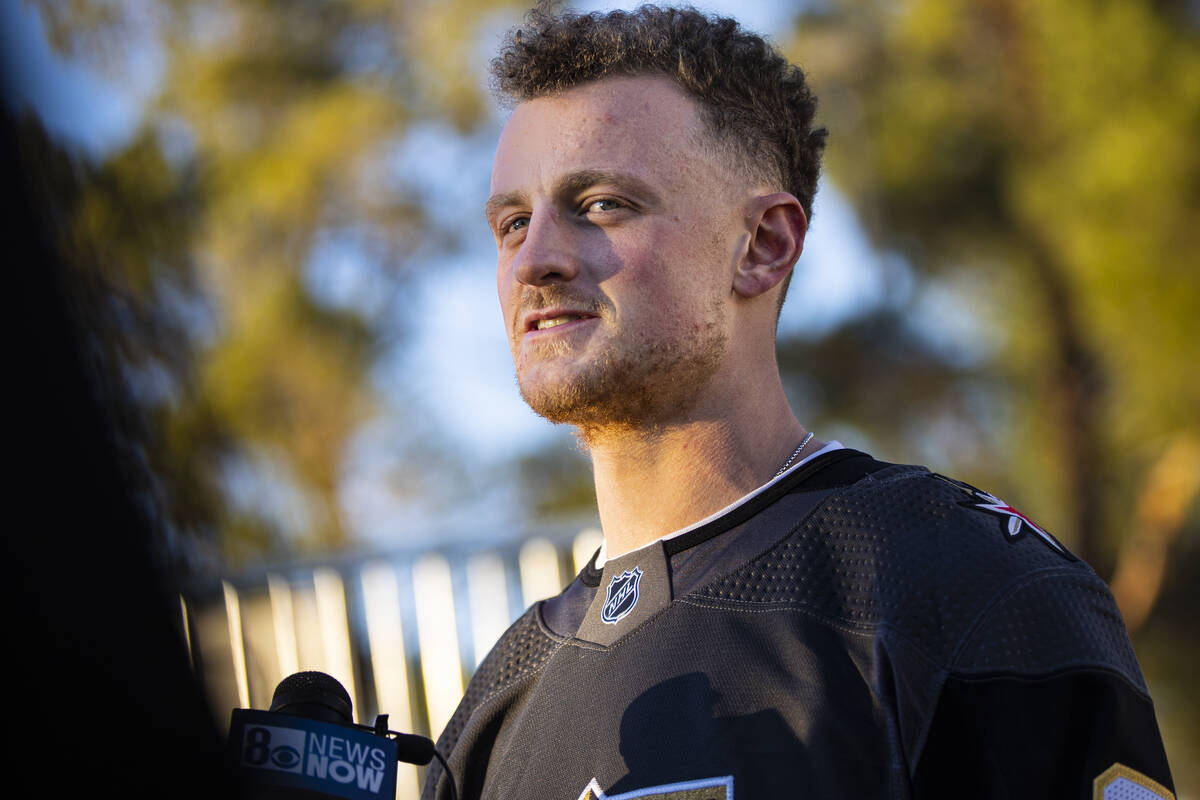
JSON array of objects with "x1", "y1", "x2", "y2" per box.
[{"x1": 595, "y1": 441, "x2": 845, "y2": 568}]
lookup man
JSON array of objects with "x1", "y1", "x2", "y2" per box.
[{"x1": 423, "y1": 6, "x2": 1174, "y2": 799}]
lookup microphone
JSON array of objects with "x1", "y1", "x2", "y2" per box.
[
  {"x1": 269, "y1": 670, "x2": 353, "y2": 724},
  {"x1": 270, "y1": 672, "x2": 436, "y2": 766},
  {"x1": 229, "y1": 671, "x2": 455, "y2": 800}
]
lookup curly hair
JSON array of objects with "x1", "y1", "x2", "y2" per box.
[{"x1": 490, "y1": 4, "x2": 827, "y2": 223}]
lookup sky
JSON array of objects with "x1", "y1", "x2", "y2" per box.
[{"x1": 0, "y1": 0, "x2": 162, "y2": 157}]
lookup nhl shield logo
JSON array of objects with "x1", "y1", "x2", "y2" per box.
[{"x1": 601, "y1": 566, "x2": 644, "y2": 624}]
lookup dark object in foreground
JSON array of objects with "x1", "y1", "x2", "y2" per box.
[
  {"x1": 4, "y1": 109, "x2": 236, "y2": 798},
  {"x1": 230, "y1": 670, "x2": 456, "y2": 800}
]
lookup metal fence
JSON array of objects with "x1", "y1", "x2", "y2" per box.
[{"x1": 182, "y1": 523, "x2": 603, "y2": 799}]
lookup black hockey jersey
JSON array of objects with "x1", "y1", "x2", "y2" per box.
[{"x1": 422, "y1": 450, "x2": 1174, "y2": 799}]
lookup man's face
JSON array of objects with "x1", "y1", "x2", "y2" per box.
[{"x1": 487, "y1": 76, "x2": 746, "y2": 431}]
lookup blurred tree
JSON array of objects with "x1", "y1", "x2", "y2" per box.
[
  {"x1": 20, "y1": 0, "x2": 527, "y2": 569},
  {"x1": 783, "y1": 0, "x2": 1200, "y2": 785}
]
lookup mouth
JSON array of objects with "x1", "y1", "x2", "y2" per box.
[
  {"x1": 523, "y1": 310, "x2": 597, "y2": 333},
  {"x1": 534, "y1": 314, "x2": 589, "y2": 331}
]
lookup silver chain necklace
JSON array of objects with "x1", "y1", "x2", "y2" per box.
[{"x1": 774, "y1": 431, "x2": 815, "y2": 478}]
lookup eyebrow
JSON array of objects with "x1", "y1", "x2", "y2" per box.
[
  {"x1": 484, "y1": 169, "x2": 663, "y2": 222},
  {"x1": 484, "y1": 190, "x2": 527, "y2": 223}
]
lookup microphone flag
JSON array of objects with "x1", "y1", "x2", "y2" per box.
[{"x1": 229, "y1": 708, "x2": 399, "y2": 799}]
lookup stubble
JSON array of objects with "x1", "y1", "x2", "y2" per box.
[{"x1": 518, "y1": 299, "x2": 729, "y2": 443}]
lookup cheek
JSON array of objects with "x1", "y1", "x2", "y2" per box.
[
  {"x1": 497, "y1": 252, "x2": 519, "y2": 306},
  {"x1": 612, "y1": 252, "x2": 707, "y2": 334},
  {"x1": 496, "y1": 262, "x2": 520, "y2": 345},
  {"x1": 639, "y1": 228, "x2": 729, "y2": 305},
  {"x1": 496, "y1": 267, "x2": 508, "y2": 307}
]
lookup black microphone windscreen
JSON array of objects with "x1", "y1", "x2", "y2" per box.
[
  {"x1": 269, "y1": 670, "x2": 353, "y2": 725},
  {"x1": 394, "y1": 733, "x2": 436, "y2": 766}
]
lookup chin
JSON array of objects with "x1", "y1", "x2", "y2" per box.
[
  {"x1": 519, "y1": 376, "x2": 653, "y2": 429},
  {"x1": 517, "y1": 340, "x2": 726, "y2": 432}
]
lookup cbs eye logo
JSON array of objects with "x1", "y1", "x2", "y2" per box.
[{"x1": 242, "y1": 725, "x2": 304, "y2": 773}]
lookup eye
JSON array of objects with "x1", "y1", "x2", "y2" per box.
[
  {"x1": 586, "y1": 198, "x2": 623, "y2": 214},
  {"x1": 500, "y1": 215, "x2": 529, "y2": 236}
]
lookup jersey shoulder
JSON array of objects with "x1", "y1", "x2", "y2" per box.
[{"x1": 695, "y1": 464, "x2": 1144, "y2": 687}]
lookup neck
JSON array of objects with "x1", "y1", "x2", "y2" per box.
[{"x1": 585, "y1": 373, "x2": 812, "y2": 559}]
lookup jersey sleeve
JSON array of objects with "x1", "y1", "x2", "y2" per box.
[
  {"x1": 912, "y1": 668, "x2": 1174, "y2": 799},
  {"x1": 912, "y1": 567, "x2": 1174, "y2": 799}
]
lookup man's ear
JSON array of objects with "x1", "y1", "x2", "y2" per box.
[{"x1": 733, "y1": 193, "x2": 807, "y2": 299}]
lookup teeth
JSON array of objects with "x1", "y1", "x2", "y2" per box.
[{"x1": 536, "y1": 315, "x2": 582, "y2": 330}]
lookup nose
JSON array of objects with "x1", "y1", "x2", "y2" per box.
[{"x1": 512, "y1": 208, "x2": 580, "y2": 287}]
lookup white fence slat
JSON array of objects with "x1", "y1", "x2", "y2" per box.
[
  {"x1": 313, "y1": 567, "x2": 359, "y2": 720},
  {"x1": 222, "y1": 580, "x2": 250, "y2": 709},
  {"x1": 412, "y1": 554, "x2": 464, "y2": 738},
  {"x1": 267, "y1": 573, "x2": 299, "y2": 678},
  {"x1": 518, "y1": 538, "x2": 562, "y2": 609},
  {"x1": 360, "y1": 561, "x2": 421, "y2": 800},
  {"x1": 572, "y1": 528, "x2": 604, "y2": 574},
  {"x1": 466, "y1": 552, "x2": 513, "y2": 667}
]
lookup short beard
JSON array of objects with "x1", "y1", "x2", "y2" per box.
[{"x1": 518, "y1": 314, "x2": 728, "y2": 443}]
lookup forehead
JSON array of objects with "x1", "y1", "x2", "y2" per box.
[{"x1": 490, "y1": 75, "x2": 714, "y2": 196}]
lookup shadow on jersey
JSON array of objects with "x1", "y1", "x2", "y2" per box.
[{"x1": 604, "y1": 673, "x2": 810, "y2": 797}]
